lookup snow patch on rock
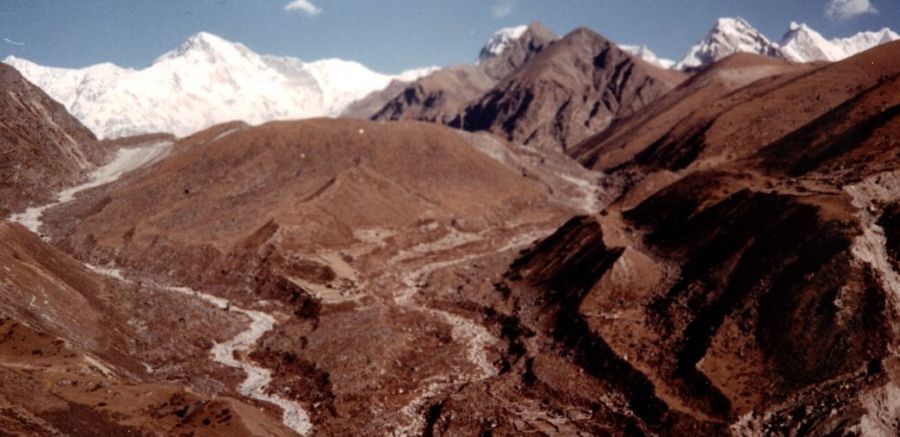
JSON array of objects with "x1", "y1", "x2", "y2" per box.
[
  {"x1": 780, "y1": 22, "x2": 899, "y2": 63},
  {"x1": 478, "y1": 25, "x2": 529, "y2": 62}
]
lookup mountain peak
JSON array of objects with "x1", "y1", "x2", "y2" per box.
[
  {"x1": 782, "y1": 21, "x2": 820, "y2": 39},
  {"x1": 677, "y1": 17, "x2": 778, "y2": 71},
  {"x1": 477, "y1": 21, "x2": 557, "y2": 63},
  {"x1": 192, "y1": 31, "x2": 234, "y2": 47},
  {"x1": 714, "y1": 17, "x2": 753, "y2": 31},
  {"x1": 8, "y1": 32, "x2": 429, "y2": 139},
  {"x1": 779, "y1": 22, "x2": 834, "y2": 62},
  {"x1": 180, "y1": 31, "x2": 239, "y2": 51},
  {"x1": 524, "y1": 21, "x2": 558, "y2": 42},
  {"x1": 780, "y1": 22, "x2": 898, "y2": 63},
  {"x1": 678, "y1": 18, "x2": 898, "y2": 69},
  {"x1": 154, "y1": 31, "x2": 251, "y2": 65},
  {"x1": 478, "y1": 25, "x2": 529, "y2": 61}
]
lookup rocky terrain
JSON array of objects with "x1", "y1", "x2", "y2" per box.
[
  {"x1": 0, "y1": 64, "x2": 104, "y2": 216},
  {"x1": 356, "y1": 23, "x2": 683, "y2": 154},
  {"x1": 5, "y1": 115, "x2": 607, "y2": 435},
  {"x1": 2, "y1": 17, "x2": 899, "y2": 437},
  {"x1": 444, "y1": 40, "x2": 900, "y2": 435},
  {"x1": 449, "y1": 27, "x2": 685, "y2": 153},
  {"x1": 348, "y1": 22, "x2": 559, "y2": 124}
]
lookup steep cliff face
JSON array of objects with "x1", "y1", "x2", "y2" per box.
[{"x1": 0, "y1": 64, "x2": 102, "y2": 215}]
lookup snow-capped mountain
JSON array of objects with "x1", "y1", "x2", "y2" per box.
[
  {"x1": 3, "y1": 32, "x2": 434, "y2": 139},
  {"x1": 779, "y1": 22, "x2": 899, "y2": 63},
  {"x1": 620, "y1": 45, "x2": 676, "y2": 69},
  {"x1": 478, "y1": 25, "x2": 530, "y2": 63},
  {"x1": 677, "y1": 17, "x2": 899, "y2": 71},
  {"x1": 676, "y1": 17, "x2": 780, "y2": 71}
]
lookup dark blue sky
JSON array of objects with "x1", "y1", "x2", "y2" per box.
[{"x1": 1, "y1": 0, "x2": 897, "y2": 73}]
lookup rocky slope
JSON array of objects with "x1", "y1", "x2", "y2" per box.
[
  {"x1": 0, "y1": 221, "x2": 304, "y2": 436},
  {"x1": 0, "y1": 64, "x2": 103, "y2": 216},
  {"x1": 411, "y1": 40, "x2": 900, "y2": 435},
  {"x1": 451, "y1": 27, "x2": 685, "y2": 153},
  {"x1": 349, "y1": 22, "x2": 559, "y2": 123},
  {"x1": 575, "y1": 41, "x2": 900, "y2": 178},
  {"x1": 30, "y1": 117, "x2": 613, "y2": 434},
  {"x1": 359, "y1": 23, "x2": 683, "y2": 154},
  {"x1": 571, "y1": 53, "x2": 813, "y2": 174}
]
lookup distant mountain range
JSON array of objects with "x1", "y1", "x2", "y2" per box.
[
  {"x1": 676, "y1": 17, "x2": 898, "y2": 71},
  {"x1": 3, "y1": 32, "x2": 435, "y2": 139},
  {"x1": 3, "y1": 18, "x2": 896, "y2": 140}
]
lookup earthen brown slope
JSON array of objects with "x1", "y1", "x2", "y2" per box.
[
  {"x1": 356, "y1": 22, "x2": 558, "y2": 123},
  {"x1": 416, "y1": 41, "x2": 900, "y2": 436},
  {"x1": 450, "y1": 27, "x2": 686, "y2": 153},
  {"x1": 9, "y1": 31, "x2": 899, "y2": 437},
  {"x1": 571, "y1": 53, "x2": 814, "y2": 171},
  {"x1": 46, "y1": 119, "x2": 566, "y2": 266},
  {"x1": 576, "y1": 42, "x2": 900, "y2": 177},
  {"x1": 37, "y1": 118, "x2": 597, "y2": 434},
  {"x1": 0, "y1": 64, "x2": 103, "y2": 215},
  {"x1": 0, "y1": 222, "x2": 301, "y2": 436}
]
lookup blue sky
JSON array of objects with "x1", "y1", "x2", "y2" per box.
[{"x1": 1, "y1": 0, "x2": 897, "y2": 74}]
